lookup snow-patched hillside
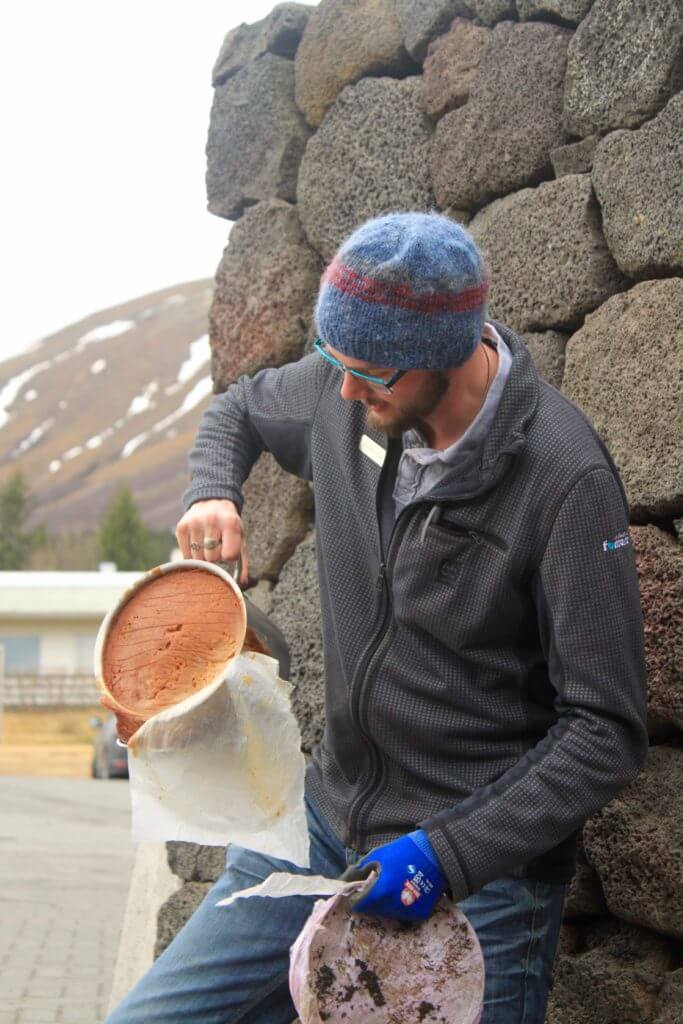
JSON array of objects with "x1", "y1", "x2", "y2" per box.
[{"x1": 0, "y1": 280, "x2": 217, "y2": 532}]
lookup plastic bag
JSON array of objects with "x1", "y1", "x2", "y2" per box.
[{"x1": 126, "y1": 651, "x2": 309, "y2": 866}]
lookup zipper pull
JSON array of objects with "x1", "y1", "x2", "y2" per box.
[
  {"x1": 420, "y1": 504, "x2": 442, "y2": 544},
  {"x1": 376, "y1": 562, "x2": 386, "y2": 592}
]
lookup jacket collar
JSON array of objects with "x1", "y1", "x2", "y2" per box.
[{"x1": 415, "y1": 321, "x2": 540, "y2": 502}]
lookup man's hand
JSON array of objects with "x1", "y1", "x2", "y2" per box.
[
  {"x1": 343, "y1": 830, "x2": 447, "y2": 922},
  {"x1": 176, "y1": 499, "x2": 250, "y2": 587}
]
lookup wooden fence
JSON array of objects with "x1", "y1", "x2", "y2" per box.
[{"x1": 0, "y1": 674, "x2": 101, "y2": 707}]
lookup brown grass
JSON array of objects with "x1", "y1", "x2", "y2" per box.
[
  {"x1": 1, "y1": 706, "x2": 106, "y2": 746},
  {"x1": 0, "y1": 745, "x2": 92, "y2": 777}
]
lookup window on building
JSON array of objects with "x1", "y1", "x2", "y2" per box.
[
  {"x1": 75, "y1": 634, "x2": 97, "y2": 674},
  {"x1": 0, "y1": 635, "x2": 41, "y2": 673}
]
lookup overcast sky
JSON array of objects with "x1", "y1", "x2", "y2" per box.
[{"x1": 1, "y1": 1, "x2": 317, "y2": 364}]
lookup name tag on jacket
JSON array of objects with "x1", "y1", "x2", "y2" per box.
[{"x1": 360, "y1": 434, "x2": 386, "y2": 467}]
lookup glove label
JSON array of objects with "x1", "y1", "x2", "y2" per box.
[
  {"x1": 400, "y1": 879, "x2": 420, "y2": 906},
  {"x1": 400, "y1": 867, "x2": 434, "y2": 905}
]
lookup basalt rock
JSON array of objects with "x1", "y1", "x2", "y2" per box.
[
  {"x1": 294, "y1": 0, "x2": 415, "y2": 128},
  {"x1": 469, "y1": 175, "x2": 626, "y2": 332},
  {"x1": 430, "y1": 20, "x2": 571, "y2": 210},
  {"x1": 422, "y1": 17, "x2": 490, "y2": 121},
  {"x1": 592, "y1": 94, "x2": 683, "y2": 280},
  {"x1": 154, "y1": 882, "x2": 211, "y2": 958},
  {"x1": 583, "y1": 746, "x2": 683, "y2": 941},
  {"x1": 653, "y1": 969, "x2": 683, "y2": 1024},
  {"x1": 563, "y1": 833, "x2": 607, "y2": 919},
  {"x1": 547, "y1": 917, "x2": 675, "y2": 1024},
  {"x1": 166, "y1": 842, "x2": 226, "y2": 883},
  {"x1": 209, "y1": 199, "x2": 322, "y2": 390},
  {"x1": 297, "y1": 76, "x2": 435, "y2": 261},
  {"x1": 562, "y1": 278, "x2": 683, "y2": 518},
  {"x1": 261, "y1": 531, "x2": 324, "y2": 753},
  {"x1": 563, "y1": 0, "x2": 682, "y2": 137},
  {"x1": 551, "y1": 135, "x2": 599, "y2": 177},
  {"x1": 465, "y1": 0, "x2": 516, "y2": 25},
  {"x1": 206, "y1": 54, "x2": 312, "y2": 220},
  {"x1": 516, "y1": 0, "x2": 594, "y2": 24},
  {"x1": 241, "y1": 458, "x2": 314, "y2": 584},
  {"x1": 396, "y1": 0, "x2": 473, "y2": 63},
  {"x1": 557, "y1": 923, "x2": 582, "y2": 958},
  {"x1": 211, "y1": 3, "x2": 313, "y2": 85},
  {"x1": 631, "y1": 526, "x2": 683, "y2": 738},
  {"x1": 520, "y1": 330, "x2": 567, "y2": 389}
]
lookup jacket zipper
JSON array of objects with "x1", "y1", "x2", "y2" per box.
[
  {"x1": 347, "y1": 506, "x2": 411, "y2": 848},
  {"x1": 346, "y1": 439, "x2": 523, "y2": 850},
  {"x1": 347, "y1": 436, "x2": 408, "y2": 848}
]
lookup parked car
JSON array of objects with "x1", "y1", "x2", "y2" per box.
[{"x1": 91, "y1": 715, "x2": 129, "y2": 779}]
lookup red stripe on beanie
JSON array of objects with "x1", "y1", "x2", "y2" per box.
[{"x1": 325, "y1": 259, "x2": 489, "y2": 314}]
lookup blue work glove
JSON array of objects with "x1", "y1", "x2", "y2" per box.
[{"x1": 342, "y1": 829, "x2": 447, "y2": 922}]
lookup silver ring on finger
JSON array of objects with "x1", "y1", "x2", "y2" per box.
[
  {"x1": 202, "y1": 537, "x2": 221, "y2": 551},
  {"x1": 189, "y1": 542, "x2": 204, "y2": 552}
]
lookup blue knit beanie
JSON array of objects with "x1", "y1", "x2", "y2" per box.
[{"x1": 314, "y1": 211, "x2": 490, "y2": 370}]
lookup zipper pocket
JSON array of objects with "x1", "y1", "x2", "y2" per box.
[
  {"x1": 427, "y1": 522, "x2": 484, "y2": 546},
  {"x1": 421, "y1": 504, "x2": 508, "y2": 552}
]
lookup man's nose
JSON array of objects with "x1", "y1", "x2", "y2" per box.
[{"x1": 340, "y1": 371, "x2": 370, "y2": 402}]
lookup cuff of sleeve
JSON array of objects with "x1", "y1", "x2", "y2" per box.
[
  {"x1": 407, "y1": 829, "x2": 440, "y2": 869},
  {"x1": 419, "y1": 823, "x2": 470, "y2": 903},
  {"x1": 181, "y1": 487, "x2": 244, "y2": 515}
]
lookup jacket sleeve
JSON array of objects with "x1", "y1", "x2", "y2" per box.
[
  {"x1": 420, "y1": 466, "x2": 649, "y2": 901},
  {"x1": 181, "y1": 352, "x2": 328, "y2": 514}
]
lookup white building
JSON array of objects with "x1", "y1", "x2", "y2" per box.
[{"x1": 0, "y1": 570, "x2": 142, "y2": 675}]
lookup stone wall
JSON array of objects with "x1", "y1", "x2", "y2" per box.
[{"x1": 157, "y1": 3, "x2": 683, "y2": 1020}]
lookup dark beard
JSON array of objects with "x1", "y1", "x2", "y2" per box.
[{"x1": 365, "y1": 372, "x2": 450, "y2": 438}]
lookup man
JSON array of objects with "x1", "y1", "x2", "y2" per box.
[{"x1": 107, "y1": 211, "x2": 648, "y2": 1023}]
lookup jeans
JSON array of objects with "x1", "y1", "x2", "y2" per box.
[{"x1": 107, "y1": 792, "x2": 568, "y2": 1024}]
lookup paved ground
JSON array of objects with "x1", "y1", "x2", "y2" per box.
[{"x1": 0, "y1": 778, "x2": 134, "y2": 1024}]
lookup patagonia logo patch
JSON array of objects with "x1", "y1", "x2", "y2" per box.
[{"x1": 602, "y1": 531, "x2": 630, "y2": 553}]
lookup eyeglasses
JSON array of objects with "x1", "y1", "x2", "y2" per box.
[{"x1": 313, "y1": 338, "x2": 406, "y2": 393}]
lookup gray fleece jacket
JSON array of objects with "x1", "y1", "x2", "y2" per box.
[{"x1": 182, "y1": 322, "x2": 648, "y2": 900}]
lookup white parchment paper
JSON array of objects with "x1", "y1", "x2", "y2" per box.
[
  {"x1": 216, "y1": 873, "x2": 370, "y2": 907},
  {"x1": 127, "y1": 651, "x2": 310, "y2": 866}
]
